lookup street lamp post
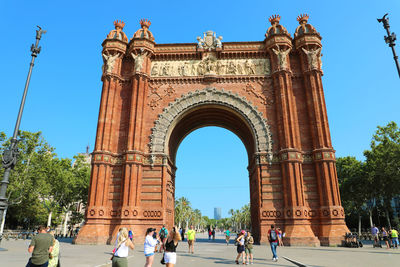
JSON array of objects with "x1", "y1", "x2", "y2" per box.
[
  {"x1": 0, "y1": 26, "x2": 46, "y2": 246},
  {"x1": 377, "y1": 13, "x2": 400, "y2": 78}
]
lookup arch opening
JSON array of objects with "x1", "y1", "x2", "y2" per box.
[{"x1": 167, "y1": 104, "x2": 256, "y2": 165}]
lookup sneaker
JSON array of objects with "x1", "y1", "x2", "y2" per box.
[{"x1": 272, "y1": 258, "x2": 278, "y2": 262}]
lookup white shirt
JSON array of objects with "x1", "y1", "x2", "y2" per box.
[
  {"x1": 144, "y1": 235, "x2": 158, "y2": 255},
  {"x1": 114, "y1": 240, "x2": 129, "y2": 257}
]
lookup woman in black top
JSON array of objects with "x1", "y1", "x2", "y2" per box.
[{"x1": 163, "y1": 226, "x2": 181, "y2": 267}]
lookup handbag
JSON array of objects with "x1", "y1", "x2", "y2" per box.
[
  {"x1": 111, "y1": 239, "x2": 126, "y2": 260},
  {"x1": 160, "y1": 252, "x2": 166, "y2": 265}
]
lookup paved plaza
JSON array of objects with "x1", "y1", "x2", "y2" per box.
[{"x1": 0, "y1": 233, "x2": 398, "y2": 267}]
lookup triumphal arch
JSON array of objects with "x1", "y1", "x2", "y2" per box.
[{"x1": 75, "y1": 14, "x2": 348, "y2": 246}]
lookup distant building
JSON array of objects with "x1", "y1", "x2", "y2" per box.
[{"x1": 214, "y1": 207, "x2": 221, "y2": 220}]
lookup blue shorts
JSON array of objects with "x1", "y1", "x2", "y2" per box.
[{"x1": 145, "y1": 252, "x2": 155, "y2": 257}]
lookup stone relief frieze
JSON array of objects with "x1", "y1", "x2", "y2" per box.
[{"x1": 151, "y1": 58, "x2": 270, "y2": 77}]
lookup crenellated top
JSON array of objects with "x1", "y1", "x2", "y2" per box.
[
  {"x1": 265, "y1": 15, "x2": 290, "y2": 39},
  {"x1": 294, "y1": 14, "x2": 320, "y2": 39},
  {"x1": 132, "y1": 19, "x2": 155, "y2": 41},
  {"x1": 106, "y1": 20, "x2": 129, "y2": 43}
]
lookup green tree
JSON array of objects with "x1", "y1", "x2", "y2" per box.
[
  {"x1": 364, "y1": 121, "x2": 400, "y2": 228},
  {"x1": 0, "y1": 131, "x2": 90, "y2": 231},
  {"x1": 336, "y1": 156, "x2": 369, "y2": 234},
  {"x1": 0, "y1": 131, "x2": 55, "y2": 230}
]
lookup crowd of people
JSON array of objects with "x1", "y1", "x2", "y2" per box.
[
  {"x1": 25, "y1": 224, "x2": 286, "y2": 266},
  {"x1": 371, "y1": 225, "x2": 399, "y2": 249},
  {"x1": 233, "y1": 225, "x2": 282, "y2": 264}
]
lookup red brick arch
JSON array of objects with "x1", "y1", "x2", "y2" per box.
[{"x1": 74, "y1": 18, "x2": 348, "y2": 246}]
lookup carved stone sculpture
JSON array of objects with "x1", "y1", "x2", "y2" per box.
[
  {"x1": 196, "y1": 31, "x2": 223, "y2": 50},
  {"x1": 102, "y1": 52, "x2": 120, "y2": 73},
  {"x1": 301, "y1": 47, "x2": 321, "y2": 70},
  {"x1": 131, "y1": 50, "x2": 148, "y2": 72},
  {"x1": 272, "y1": 46, "x2": 291, "y2": 70}
]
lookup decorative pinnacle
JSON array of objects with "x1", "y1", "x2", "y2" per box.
[
  {"x1": 297, "y1": 14, "x2": 309, "y2": 24},
  {"x1": 140, "y1": 19, "x2": 151, "y2": 29},
  {"x1": 269, "y1": 14, "x2": 281, "y2": 25},
  {"x1": 114, "y1": 20, "x2": 125, "y2": 29}
]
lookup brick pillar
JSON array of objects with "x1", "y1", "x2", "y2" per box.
[
  {"x1": 265, "y1": 16, "x2": 319, "y2": 246},
  {"x1": 294, "y1": 17, "x2": 348, "y2": 245},
  {"x1": 74, "y1": 35, "x2": 127, "y2": 244}
]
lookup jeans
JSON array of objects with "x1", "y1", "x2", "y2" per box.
[
  {"x1": 270, "y1": 242, "x2": 278, "y2": 259},
  {"x1": 26, "y1": 259, "x2": 49, "y2": 267},
  {"x1": 392, "y1": 238, "x2": 399, "y2": 248}
]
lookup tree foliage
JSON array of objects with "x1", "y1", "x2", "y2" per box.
[{"x1": 0, "y1": 131, "x2": 90, "y2": 229}]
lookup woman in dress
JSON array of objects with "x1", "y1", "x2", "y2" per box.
[
  {"x1": 48, "y1": 230, "x2": 59, "y2": 267},
  {"x1": 144, "y1": 228, "x2": 160, "y2": 267},
  {"x1": 235, "y1": 230, "x2": 246, "y2": 265},
  {"x1": 112, "y1": 227, "x2": 134, "y2": 267},
  {"x1": 163, "y1": 226, "x2": 182, "y2": 267},
  {"x1": 245, "y1": 231, "x2": 254, "y2": 265}
]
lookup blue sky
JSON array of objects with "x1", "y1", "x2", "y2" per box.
[{"x1": 1, "y1": 1, "x2": 399, "y2": 218}]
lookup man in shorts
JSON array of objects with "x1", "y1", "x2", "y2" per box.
[
  {"x1": 224, "y1": 228, "x2": 231, "y2": 245},
  {"x1": 390, "y1": 227, "x2": 399, "y2": 248},
  {"x1": 26, "y1": 225, "x2": 54, "y2": 267},
  {"x1": 371, "y1": 224, "x2": 379, "y2": 247},
  {"x1": 186, "y1": 225, "x2": 196, "y2": 254}
]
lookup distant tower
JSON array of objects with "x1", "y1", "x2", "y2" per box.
[{"x1": 214, "y1": 207, "x2": 221, "y2": 220}]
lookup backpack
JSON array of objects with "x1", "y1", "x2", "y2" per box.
[
  {"x1": 269, "y1": 230, "x2": 277, "y2": 242},
  {"x1": 160, "y1": 228, "x2": 167, "y2": 239}
]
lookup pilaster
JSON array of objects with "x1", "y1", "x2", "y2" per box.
[
  {"x1": 294, "y1": 14, "x2": 348, "y2": 246},
  {"x1": 265, "y1": 14, "x2": 319, "y2": 246}
]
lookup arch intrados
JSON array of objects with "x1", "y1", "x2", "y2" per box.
[{"x1": 166, "y1": 104, "x2": 256, "y2": 164}]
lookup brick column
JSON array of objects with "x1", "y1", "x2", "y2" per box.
[
  {"x1": 294, "y1": 14, "x2": 348, "y2": 245},
  {"x1": 265, "y1": 15, "x2": 319, "y2": 246}
]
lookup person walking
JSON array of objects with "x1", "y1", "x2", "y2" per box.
[
  {"x1": 144, "y1": 228, "x2": 160, "y2": 267},
  {"x1": 245, "y1": 231, "x2": 254, "y2": 265},
  {"x1": 26, "y1": 225, "x2": 54, "y2": 267},
  {"x1": 163, "y1": 226, "x2": 182, "y2": 267},
  {"x1": 382, "y1": 227, "x2": 390, "y2": 249},
  {"x1": 208, "y1": 228, "x2": 212, "y2": 240},
  {"x1": 181, "y1": 228, "x2": 185, "y2": 241},
  {"x1": 212, "y1": 228, "x2": 216, "y2": 240},
  {"x1": 268, "y1": 225, "x2": 279, "y2": 262},
  {"x1": 111, "y1": 228, "x2": 134, "y2": 267},
  {"x1": 186, "y1": 225, "x2": 196, "y2": 254},
  {"x1": 277, "y1": 228, "x2": 284, "y2": 246},
  {"x1": 235, "y1": 230, "x2": 246, "y2": 265},
  {"x1": 224, "y1": 228, "x2": 231, "y2": 245},
  {"x1": 48, "y1": 230, "x2": 60, "y2": 267},
  {"x1": 371, "y1": 224, "x2": 380, "y2": 247},
  {"x1": 159, "y1": 225, "x2": 168, "y2": 252},
  {"x1": 390, "y1": 228, "x2": 399, "y2": 249}
]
